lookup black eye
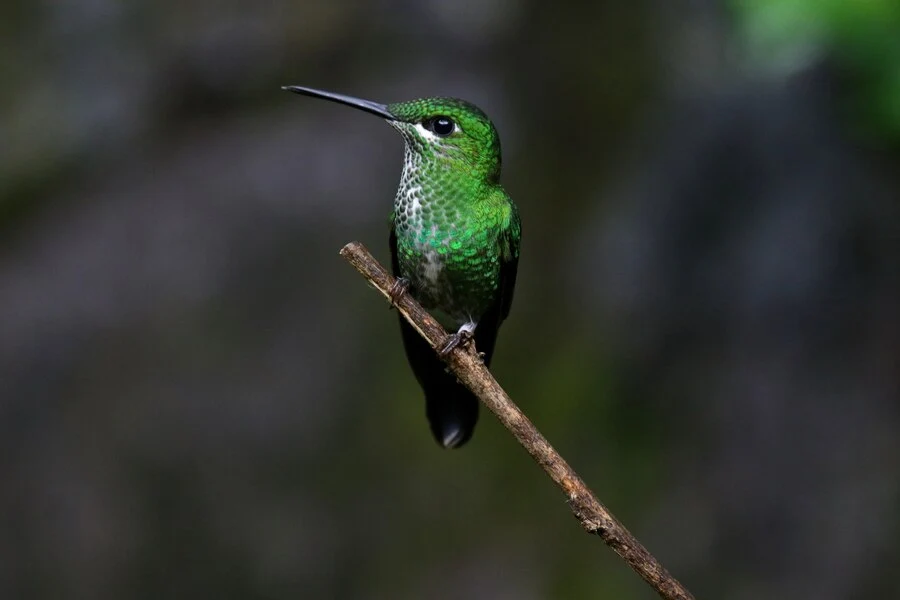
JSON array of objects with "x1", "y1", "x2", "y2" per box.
[{"x1": 426, "y1": 116, "x2": 455, "y2": 136}]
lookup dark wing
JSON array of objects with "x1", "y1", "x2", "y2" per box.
[
  {"x1": 473, "y1": 205, "x2": 521, "y2": 368},
  {"x1": 499, "y1": 202, "x2": 522, "y2": 322}
]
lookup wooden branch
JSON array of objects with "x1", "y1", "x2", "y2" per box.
[{"x1": 339, "y1": 241, "x2": 695, "y2": 600}]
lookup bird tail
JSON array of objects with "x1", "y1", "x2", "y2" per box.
[
  {"x1": 425, "y1": 384, "x2": 479, "y2": 449},
  {"x1": 396, "y1": 314, "x2": 481, "y2": 448}
]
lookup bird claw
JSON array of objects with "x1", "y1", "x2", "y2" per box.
[
  {"x1": 388, "y1": 277, "x2": 410, "y2": 308},
  {"x1": 439, "y1": 329, "x2": 473, "y2": 357}
]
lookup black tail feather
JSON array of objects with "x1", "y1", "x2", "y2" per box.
[
  {"x1": 425, "y1": 382, "x2": 479, "y2": 449},
  {"x1": 398, "y1": 315, "x2": 479, "y2": 448}
]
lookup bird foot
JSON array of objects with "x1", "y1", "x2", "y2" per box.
[
  {"x1": 388, "y1": 277, "x2": 410, "y2": 308},
  {"x1": 439, "y1": 328, "x2": 474, "y2": 357}
]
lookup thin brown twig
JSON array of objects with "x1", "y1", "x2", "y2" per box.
[{"x1": 339, "y1": 241, "x2": 695, "y2": 600}]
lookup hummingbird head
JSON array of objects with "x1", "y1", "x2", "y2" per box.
[
  {"x1": 283, "y1": 86, "x2": 502, "y2": 183},
  {"x1": 385, "y1": 97, "x2": 501, "y2": 183}
]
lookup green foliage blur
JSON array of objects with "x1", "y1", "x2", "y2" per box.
[{"x1": 733, "y1": 0, "x2": 900, "y2": 141}]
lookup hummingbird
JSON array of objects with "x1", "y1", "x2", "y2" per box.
[{"x1": 284, "y1": 85, "x2": 521, "y2": 448}]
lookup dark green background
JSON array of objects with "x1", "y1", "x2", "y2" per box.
[{"x1": 2, "y1": 1, "x2": 898, "y2": 598}]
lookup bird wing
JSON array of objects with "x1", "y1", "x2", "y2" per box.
[
  {"x1": 497, "y1": 202, "x2": 521, "y2": 323},
  {"x1": 473, "y1": 204, "x2": 520, "y2": 367}
]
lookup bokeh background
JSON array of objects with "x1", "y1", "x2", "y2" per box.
[{"x1": 2, "y1": 1, "x2": 899, "y2": 598}]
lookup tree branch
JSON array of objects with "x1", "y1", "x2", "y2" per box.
[{"x1": 339, "y1": 241, "x2": 695, "y2": 600}]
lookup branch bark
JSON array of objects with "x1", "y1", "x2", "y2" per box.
[{"x1": 339, "y1": 241, "x2": 695, "y2": 600}]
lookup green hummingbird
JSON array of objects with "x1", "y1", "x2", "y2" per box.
[{"x1": 284, "y1": 85, "x2": 521, "y2": 448}]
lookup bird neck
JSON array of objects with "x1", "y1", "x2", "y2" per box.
[{"x1": 394, "y1": 146, "x2": 492, "y2": 215}]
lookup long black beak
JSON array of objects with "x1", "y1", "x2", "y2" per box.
[{"x1": 282, "y1": 85, "x2": 397, "y2": 121}]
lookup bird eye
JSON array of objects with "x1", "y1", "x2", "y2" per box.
[{"x1": 426, "y1": 116, "x2": 455, "y2": 137}]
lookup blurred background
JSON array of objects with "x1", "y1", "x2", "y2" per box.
[{"x1": 2, "y1": 0, "x2": 899, "y2": 598}]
